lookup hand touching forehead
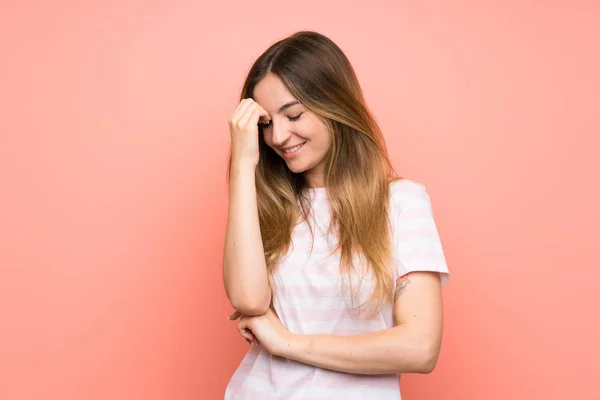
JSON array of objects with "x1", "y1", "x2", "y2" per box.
[{"x1": 253, "y1": 73, "x2": 301, "y2": 116}]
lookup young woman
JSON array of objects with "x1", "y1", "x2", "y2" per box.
[{"x1": 223, "y1": 30, "x2": 450, "y2": 400}]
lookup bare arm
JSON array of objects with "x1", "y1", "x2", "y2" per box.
[
  {"x1": 222, "y1": 164, "x2": 271, "y2": 315},
  {"x1": 222, "y1": 99, "x2": 272, "y2": 316},
  {"x1": 278, "y1": 271, "x2": 443, "y2": 374}
]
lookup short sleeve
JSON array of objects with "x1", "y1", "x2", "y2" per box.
[{"x1": 390, "y1": 180, "x2": 450, "y2": 287}]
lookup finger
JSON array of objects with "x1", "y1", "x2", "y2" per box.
[
  {"x1": 243, "y1": 105, "x2": 271, "y2": 131},
  {"x1": 236, "y1": 318, "x2": 260, "y2": 346},
  {"x1": 229, "y1": 98, "x2": 250, "y2": 126},
  {"x1": 228, "y1": 311, "x2": 242, "y2": 321},
  {"x1": 252, "y1": 104, "x2": 271, "y2": 126},
  {"x1": 254, "y1": 104, "x2": 271, "y2": 124},
  {"x1": 236, "y1": 102, "x2": 260, "y2": 128},
  {"x1": 237, "y1": 318, "x2": 247, "y2": 334},
  {"x1": 241, "y1": 329, "x2": 254, "y2": 342},
  {"x1": 246, "y1": 330, "x2": 261, "y2": 347},
  {"x1": 230, "y1": 98, "x2": 254, "y2": 126},
  {"x1": 231, "y1": 98, "x2": 248, "y2": 118},
  {"x1": 238, "y1": 326, "x2": 255, "y2": 343},
  {"x1": 246, "y1": 107, "x2": 266, "y2": 129},
  {"x1": 237, "y1": 319, "x2": 254, "y2": 336},
  {"x1": 239, "y1": 101, "x2": 271, "y2": 128}
]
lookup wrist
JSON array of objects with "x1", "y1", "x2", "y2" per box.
[
  {"x1": 231, "y1": 160, "x2": 256, "y2": 175},
  {"x1": 229, "y1": 162, "x2": 256, "y2": 185},
  {"x1": 277, "y1": 331, "x2": 304, "y2": 359}
]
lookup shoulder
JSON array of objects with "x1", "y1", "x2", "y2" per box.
[{"x1": 388, "y1": 178, "x2": 430, "y2": 208}]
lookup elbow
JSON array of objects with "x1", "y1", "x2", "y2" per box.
[
  {"x1": 224, "y1": 278, "x2": 271, "y2": 316},
  {"x1": 395, "y1": 339, "x2": 440, "y2": 374},
  {"x1": 230, "y1": 295, "x2": 271, "y2": 316},
  {"x1": 415, "y1": 345, "x2": 440, "y2": 374}
]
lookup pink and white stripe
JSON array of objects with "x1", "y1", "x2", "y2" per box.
[{"x1": 225, "y1": 179, "x2": 450, "y2": 399}]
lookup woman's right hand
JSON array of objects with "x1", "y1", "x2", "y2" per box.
[{"x1": 228, "y1": 98, "x2": 271, "y2": 167}]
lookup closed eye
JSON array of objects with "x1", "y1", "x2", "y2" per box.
[
  {"x1": 288, "y1": 113, "x2": 303, "y2": 121},
  {"x1": 259, "y1": 113, "x2": 303, "y2": 129}
]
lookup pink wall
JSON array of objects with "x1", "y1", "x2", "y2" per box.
[{"x1": 1, "y1": 1, "x2": 598, "y2": 399}]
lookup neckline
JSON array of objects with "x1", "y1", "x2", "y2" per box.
[{"x1": 303, "y1": 186, "x2": 327, "y2": 202}]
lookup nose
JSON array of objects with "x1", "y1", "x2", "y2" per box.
[{"x1": 271, "y1": 123, "x2": 291, "y2": 147}]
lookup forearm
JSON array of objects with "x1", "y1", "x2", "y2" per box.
[
  {"x1": 280, "y1": 325, "x2": 438, "y2": 375},
  {"x1": 223, "y1": 163, "x2": 271, "y2": 315}
]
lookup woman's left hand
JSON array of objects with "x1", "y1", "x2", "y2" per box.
[{"x1": 228, "y1": 307, "x2": 293, "y2": 356}]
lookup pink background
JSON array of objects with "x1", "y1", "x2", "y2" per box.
[{"x1": 1, "y1": 1, "x2": 598, "y2": 399}]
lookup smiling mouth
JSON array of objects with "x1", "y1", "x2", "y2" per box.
[{"x1": 282, "y1": 142, "x2": 306, "y2": 154}]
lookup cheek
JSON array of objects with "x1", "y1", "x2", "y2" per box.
[
  {"x1": 261, "y1": 131, "x2": 274, "y2": 148},
  {"x1": 303, "y1": 118, "x2": 331, "y2": 147},
  {"x1": 313, "y1": 129, "x2": 332, "y2": 149}
]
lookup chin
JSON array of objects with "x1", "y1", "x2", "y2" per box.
[
  {"x1": 287, "y1": 165, "x2": 307, "y2": 174},
  {"x1": 284, "y1": 160, "x2": 309, "y2": 174}
]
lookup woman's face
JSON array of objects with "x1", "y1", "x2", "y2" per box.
[{"x1": 253, "y1": 72, "x2": 332, "y2": 188}]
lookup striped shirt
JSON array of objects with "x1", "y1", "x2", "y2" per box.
[{"x1": 225, "y1": 179, "x2": 450, "y2": 399}]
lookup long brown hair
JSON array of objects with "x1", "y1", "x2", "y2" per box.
[{"x1": 227, "y1": 31, "x2": 403, "y2": 318}]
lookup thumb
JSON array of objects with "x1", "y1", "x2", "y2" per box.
[{"x1": 228, "y1": 310, "x2": 242, "y2": 321}]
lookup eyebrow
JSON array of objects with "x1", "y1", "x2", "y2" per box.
[{"x1": 278, "y1": 100, "x2": 300, "y2": 113}]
